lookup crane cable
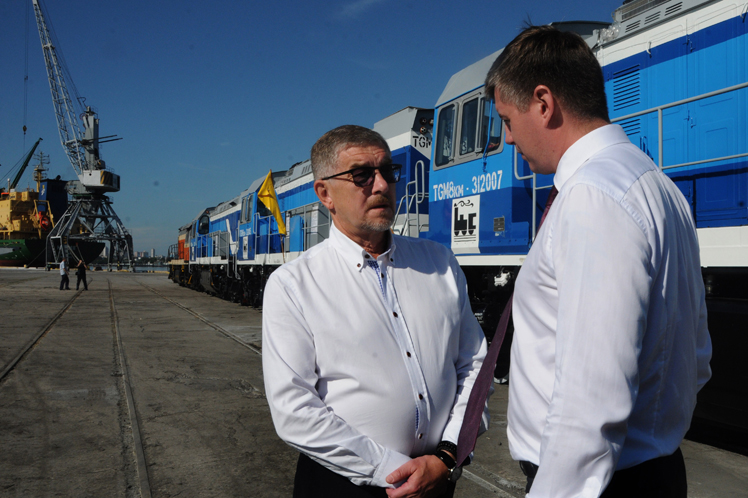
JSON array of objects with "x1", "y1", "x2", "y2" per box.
[{"x1": 23, "y1": 0, "x2": 30, "y2": 149}]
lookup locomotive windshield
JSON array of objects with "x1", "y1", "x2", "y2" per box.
[
  {"x1": 435, "y1": 104, "x2": 455, "y2": 167},
  {"x1": 435, "y1": 93, "x2": 503, "y2": 169}
]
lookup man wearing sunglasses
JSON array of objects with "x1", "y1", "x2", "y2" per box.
[{"x1": 262, "y1": 125, "x2": 488, "y2": 498}]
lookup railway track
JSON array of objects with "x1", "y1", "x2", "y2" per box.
[
  {"x1": 105, "y1": 278, "x2": 264, "y2": 498},
  {"x1": 0, "y1": 276, "x2": 155, "y2": 498},
  {"x1": 0, "y1": 286, "x2": 82, "y2": 382},
  {"x1": 137, "y1": 279, "x2": 262, "y2": 356},
  {"x1": 108, "y1": 278, "x2": 152, "y2": 498}
]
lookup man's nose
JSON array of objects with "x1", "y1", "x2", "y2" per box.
[
  {"x1": 504, "y1": 125, "x2": 515, "y2": 145},
  {"x1": 371, "y1": 169, "x2": 390, "y2": 194}
]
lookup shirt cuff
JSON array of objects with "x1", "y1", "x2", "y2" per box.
[{"x1": 371, "y1": 448, "x2": 412, "y2": 488}]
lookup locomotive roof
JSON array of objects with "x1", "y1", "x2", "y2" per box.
[
  {"x1": 373, "y1": 107, "x2": 432, "y2": 141},
  {"x1": 276, "y1": 160, "x2": 312, "y2": 188},
  {"x1": 212, "y1": 195, "x2": 241, "y2": 215},
  {"x1": 435, "y1": 21, "x2": 609, "y2": 108},
  {"x1": 179, "y1": 207, "x2": 214, "y2": 231},
  {"x1": 245, "y1": 169, "x2": 287, "y2": 194},
  {"x1": 602, "y1": 0, "x2": 712, "y2": 46}
]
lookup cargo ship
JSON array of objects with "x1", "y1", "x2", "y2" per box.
[{"x1": 0, "y1": 146, "x2": 103, "y2": 267}]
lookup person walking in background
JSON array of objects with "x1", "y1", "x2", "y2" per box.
[
  {"x1": 483, "y1": 25, "x2": 712, "y2": 497},
  {"x1": 76, "y1": 259, "x2": 88, "y2": 290},
  {"x1": 59, "y1": 257, "x2": 70, "y2": 290}
]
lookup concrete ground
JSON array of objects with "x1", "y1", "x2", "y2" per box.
[{"x1": 0, "y1": 269, "x2": 746, "y2": 497}]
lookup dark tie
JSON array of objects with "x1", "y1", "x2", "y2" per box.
[{"x1": 456, "y1": 186, "x2": 559, "y2": 466}]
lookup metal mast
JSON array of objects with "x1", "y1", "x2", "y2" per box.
[{"x1": 32, "y1": 0, "x2": 134, "y2": 270}]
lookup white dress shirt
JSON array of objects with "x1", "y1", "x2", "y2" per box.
[
  {"x1": 262, "y1": 223, "x2": 487, "y2": 488},
  {"x1": 509, "y1": 124, "x2": 712, "y2": 497}
]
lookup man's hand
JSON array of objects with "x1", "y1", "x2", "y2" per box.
[{"x1": 385, "y1": 455, "x2": 449, "y2": 498}]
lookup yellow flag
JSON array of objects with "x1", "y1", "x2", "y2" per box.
[{"x1": 257, "y1": 170, "x2": 287, "y2": 235}]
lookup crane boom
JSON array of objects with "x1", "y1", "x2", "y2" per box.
[
  {"x1": 31, "y1": 0, "x2": 120, "y2": 193},
  {"x1": 10, "y1": 138, "x2": 43, "y2": 190}
]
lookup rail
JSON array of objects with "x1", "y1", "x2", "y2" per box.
[{"x1": 515, "y1": 80, "x2": 748, "y2": 242}]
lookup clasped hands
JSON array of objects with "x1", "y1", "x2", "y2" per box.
[{"x1": 385, "y1": 454, "x2": 450, "y2": 498}]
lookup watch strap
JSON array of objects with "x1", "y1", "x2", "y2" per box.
[
  {"x1": 434, "y1": 449, "x2": 457, "y2": 470},
  {"x1": 436, "y1": 441, "x2": 457, "y2": 455}
]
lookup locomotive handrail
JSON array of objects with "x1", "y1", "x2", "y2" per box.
[
  {"x1": 415, "y1": 160, "x2": 427, "y2": 204},
  {"x1": 394, "y1": 184, "x2": 417, "y2": 236},
  {"x1": 612, "y1": 81, "x2": 748, "y2": 171},
  {"x1": 394, "y1": 160, "x2": 429, "y2": 237},
  {"x1": 520, "y1": 80, "x2": 748, "y2": 243},
  {"x1": 513, "y1": 147, "x2": 544, "y2": 242}
]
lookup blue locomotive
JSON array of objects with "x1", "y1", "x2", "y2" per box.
[
  {"x1": 168, "y1": 106, "x2": 434, "y2": 306},
  {"x1": 169, "y1": 0, "x2": 747, "y2": 438}
]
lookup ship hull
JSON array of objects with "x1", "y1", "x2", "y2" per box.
[{"x1": 0, "y1": 238, "x2": 104, "y2": 267}]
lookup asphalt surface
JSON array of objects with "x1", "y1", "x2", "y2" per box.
[{"x1": 1, "y1": 269, "x2": 746, "y2": 497}]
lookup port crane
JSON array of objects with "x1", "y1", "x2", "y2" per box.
[{"x1": 31, "y1": 0, "x2": 134, "y2": 270}]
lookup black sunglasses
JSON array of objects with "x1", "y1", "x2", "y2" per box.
[{"x1": 321, "y1": 163, "x2": 402, "y2": 187}]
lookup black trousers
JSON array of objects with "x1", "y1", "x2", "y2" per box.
[
  {"x1": 60, "y1": 275, "x2": 70, "y2": 290},
  {"x1": 293, "y1": 453, "x2": 456, "y2": 498},
  {"x1": 521, "y1": 447, "x2": 687, "y2": 497},
  {"x1": 76, "y1": 273, "x2": 87, "y2": 290}
]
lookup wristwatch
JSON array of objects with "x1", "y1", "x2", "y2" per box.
[{"x1": 434, "y1": 449, "x2": 462, "y2": 483}]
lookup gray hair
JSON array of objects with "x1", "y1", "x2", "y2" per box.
[{"x1": 310, "y1": 125, "x2": 390, "y2": 180}]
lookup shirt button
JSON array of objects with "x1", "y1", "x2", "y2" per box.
[
  {"x1": 390, "y1": 258, "x2": 393, "y2": 262},
  {"x1": 357, "y1": 263, "x2": 361, "y2": 268},
  {"x1": 393, "y1": 312, "x2": 398, "y2": 318},
  {"x1": 365, "y1": 254, "x2": 370, "y2": 259},
  {"x1": 406, "y1": 351, "x2": 411, "y2": 357},
  {"x1": 418, "y1": 394, "x2": 423, "y2": 400},
  {"x1": 381, "y1": 273, "x2": 384, "y2": 278},
  {"x1": 418, "y1": 433, "x2": 423, "y2": 439}
]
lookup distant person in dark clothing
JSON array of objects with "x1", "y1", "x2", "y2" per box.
[
  {"x1": 76, "y1": 259, "x2": 88, "y2": 290},
  {"x1": 59, "y1": 257, "x2": 70, "y2": 290}
]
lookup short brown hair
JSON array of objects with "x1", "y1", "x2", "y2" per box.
[
  {"x1": 485, "y1": 25, "x2": 609, "y2": 122},
  {"x1": 310, "y1": 125, "x2": 390, "y2": 180}
]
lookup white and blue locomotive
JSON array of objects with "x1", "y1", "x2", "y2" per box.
[
  {"x1": 169, "y1": 0, "x2": 747, "y2": 436},
  {"x1": 168, "y1": 106, "x2": 434, "y2": 306},
  {"x1": 421, "y1": 0, "x2": 748, "y2": 437}
]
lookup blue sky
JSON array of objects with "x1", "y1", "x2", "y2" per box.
[{"x1": 0, "y1": 0, "x2": 623, "y2": 255}]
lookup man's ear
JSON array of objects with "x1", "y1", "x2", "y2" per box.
[
  {"x1": 314, "y1": 179, "x2": 334, "y2": 211},
  {"x1": 532, "y1": 85, "x2": 557, "y2": 128}
]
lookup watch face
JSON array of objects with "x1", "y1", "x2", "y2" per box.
[{"x1": 449, "y1": 466, "x2": 463, "y2": 483}]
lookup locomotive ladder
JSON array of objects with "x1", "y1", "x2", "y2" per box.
[{"x1": 394, "y1": 160, "x2": 429, "y2": 237}]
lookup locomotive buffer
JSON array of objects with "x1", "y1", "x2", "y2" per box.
[{"x1": 32, "y1": 0, "x2": 134, "y2": 271}]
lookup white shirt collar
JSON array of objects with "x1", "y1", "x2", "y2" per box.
[
  {"x1": 328, "y1": 222, "x2": 396, "y2": 272},
  {"x1": 554, "y1": 124, "x2": 631, "y2": 191}
]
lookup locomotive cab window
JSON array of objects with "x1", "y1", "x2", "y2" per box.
[
  {"x1": 241, "y1": 194, "x2": 253, "y2": 223},
  {"x1": 480, "y1": 98, "x2": 503, "y2": 153},
  {"x1": 435, "y1": 104, "x2": 455, "y2": 167},
  {"x1": 197, "y1": 214, "x2": 210, "y2": 235},
  {"x1": 459, "y1": 98, "x2": 480, "y2": 155},
  {"x1": 434, "y1": 91, "x2": 503, "y2": 170}
]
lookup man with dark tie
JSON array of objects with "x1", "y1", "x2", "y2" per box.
[{"x1": 484, "y1": 25, "x2": 712, "y2": 497}]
